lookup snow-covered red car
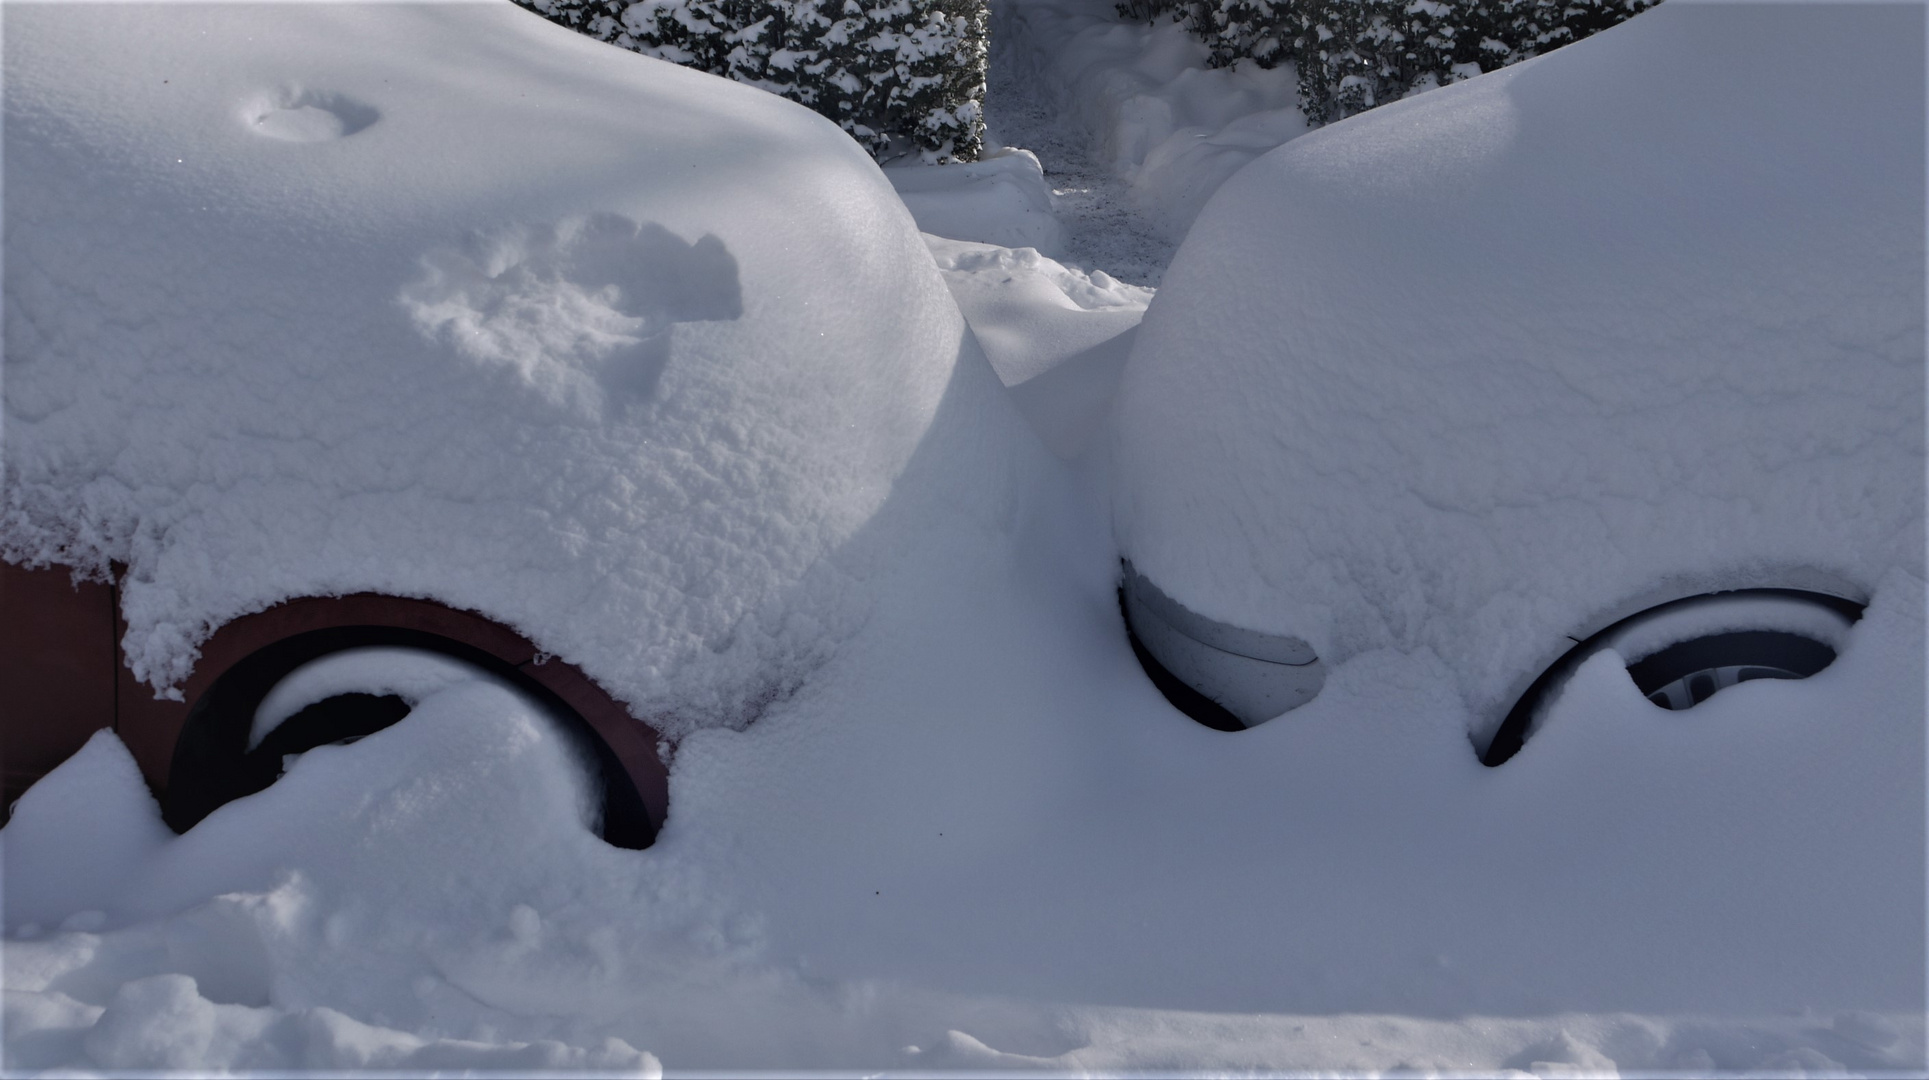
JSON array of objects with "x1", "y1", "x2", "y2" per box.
[{"x1": 2, "y1": 1, "x2": 1024, "y2": 845}]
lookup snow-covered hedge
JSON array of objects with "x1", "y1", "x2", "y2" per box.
[
  {"x1": 1125, "y1": 0, "x2": 1657, "y2": 123},
  {"x1": 517, "y1": 0, "x2": 989, "y2": 162}
]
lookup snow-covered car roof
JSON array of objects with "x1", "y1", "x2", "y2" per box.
[
  {"x1": 1112, "y1": 0, "x2": 1924, "y2": 746},
  {"x1": 2, "y1": 1, "x2": 1025, "y2": 736}
]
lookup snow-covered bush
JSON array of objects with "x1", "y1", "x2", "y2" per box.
[
  {"x1": 1123, "y1": 0, "x2": 1657, "y2": 124},
  {"x1": 1113, "y1": 0, "x2": 1183, "y2": 21},
  {"x1": 517, "y1": 0, "x2": 989, "y2": 162}
]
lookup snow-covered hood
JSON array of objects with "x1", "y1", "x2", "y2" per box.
[
  {"x1": 3, "y1": 1, "x2": 1024, "y2": 735},
  {"x1": 1111, "y1": 1, "x2": 1924, "y2": 741}
]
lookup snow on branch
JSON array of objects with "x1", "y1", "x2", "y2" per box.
[
  {"x1": 518, "y1": 0, "x2": 988, "y2": 162},
  {"x1": 1120, "y1": 0, "x2": 1659, "y2": 124}
]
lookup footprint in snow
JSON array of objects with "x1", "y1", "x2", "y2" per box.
[
  {"x1": 400, "y1": 213, "x2": 744, "y2": 414},
  {"x1": 244, "y1": 89, "x2": 378, "y2": 142}
]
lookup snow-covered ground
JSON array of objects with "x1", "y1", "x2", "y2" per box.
[{"x1": 5, "y1": 0, "x2": 1924, "y2": 1076}]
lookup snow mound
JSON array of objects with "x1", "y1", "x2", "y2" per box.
[
  {"x1": 3, "y1": 681, "x2": 680, "y2": 1072},
  {"x1": 2, "y1": 1, "x2": 1036, "y2": 735},
  {"x1": 52, "y1": 973, "x2": 661, "y2": 1074},
  {"x1": 248, "y1": 647, "x2": 488, "y2": 750},
  {"x1": 927, "y1": 236, "x2": 1150, "y2": 458},
  {"x1": 886, "y1": 148, "x2": 1070, "y2": 255},
  {"x1": 1113, "y1": 1, "x2": 1924, "y2": 739}
]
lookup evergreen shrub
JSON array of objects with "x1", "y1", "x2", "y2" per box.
[
  {"x1": 1124, "y1": 0, "x2": 1657, "y2": 124},
  {"x1": 518, "y1": 0, "x2": 989, "y2": 162}
]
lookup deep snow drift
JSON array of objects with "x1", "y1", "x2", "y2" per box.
[
  {"x1": 925, "y1": 237, "x2": 1152, "y2": 459},
  {"x1": 886, "y1": 149, "x2": 1071, "y2": 257},
  {"x1": 5, "y1": 0, "x2": 1925, "y2": 1074}
]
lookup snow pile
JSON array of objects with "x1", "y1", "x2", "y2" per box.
[
  {"x1": 925, "y1": 236, "x2": 1150, "y2": 458},
  {"x1": 4, "y1": 693, "x2": 669, "y2": 1073},
  {"x1": 886, "y1": 148, "x2": 1069, "y2": 255},
  {"x1": 2, "y1": 1, "x2": 1038, "y2": 736},
  {"x1": 876, "y1": 136, "x2": 1152, "y2": 457},
  {"x1": 995, "y1": 0, "x2": 1308, "y2": 241},
  {"x1": 928, "y1": 237, "x2": 1149, "y2": 386},
  {"x1": 1114, "y1": 1, "x2": 1925, "y2": 740}
]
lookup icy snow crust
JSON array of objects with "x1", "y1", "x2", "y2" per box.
[
  {"x1": 4, "y1": 1, "x2": 1927, "y2": 1074},
  {"x1": 2, "y1": 1, "x2": 1030, "y2": 734},
  {"x1": 1116, "y1": 2, "x2": 1926, "y2": 744}
]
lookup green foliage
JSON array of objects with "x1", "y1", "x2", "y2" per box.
[
  {"x1": 519, "y1": 0, "x2": 988, "y2": 162},
  {"x1": 1120, "y1": 0, "x2": 1658, "y2": 125}
]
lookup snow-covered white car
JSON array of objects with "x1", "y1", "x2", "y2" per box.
[
  {"x1": 2, "y1": 1, "x2": 1026, "y2": 846},
  {"x1": 1111, "y1": 0, "x2": 1922, "y2": 763}
]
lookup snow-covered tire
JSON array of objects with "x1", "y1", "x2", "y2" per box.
[
  {"x1": 1482, "y1": 589, "x2": 1862, "y2": 766},
  {"x1": 118, "y1": 594, "x2": 668, "y2": 849}
]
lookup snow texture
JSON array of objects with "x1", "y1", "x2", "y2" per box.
[
  {"x1": 3, "y1": 0, "x2": 1925, "y2": 1074},
  {"x1": 7, "y1": 567, "x2": 1924, "y2": 1071},
  {"x1": 886, "y1": 148, "x2": 1070, "y2": 256},
  {"x1": 1114, "y1": 0, "x2": 1926, "y2": 746},
  {"x1": 2, "y1": 1, "x2": 1036, "y2": 736},
  {"x1": 6, "y1": 695, "x2": 660, "y2": 1074},
  {"x1": 925, "y1": 236, "x2": 1151, "y2": 458},
  {"x1": 249, "y1": 647, "x2": 491, "y2": 751}
]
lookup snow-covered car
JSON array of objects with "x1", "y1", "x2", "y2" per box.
[
  {"x1": 1, "y1": 1, "x2": 1026, "y2": 845},
  {"x1": 1111, "y1": 1, "x2": 1922, "y2": 761},
  {"x1": 3, "y1": 0, "x2": 1924, "y2": 1072}
]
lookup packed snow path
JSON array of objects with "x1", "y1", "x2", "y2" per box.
[{"x1": 982, "y1": 1, "x2": 1176, "y2": 287}]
